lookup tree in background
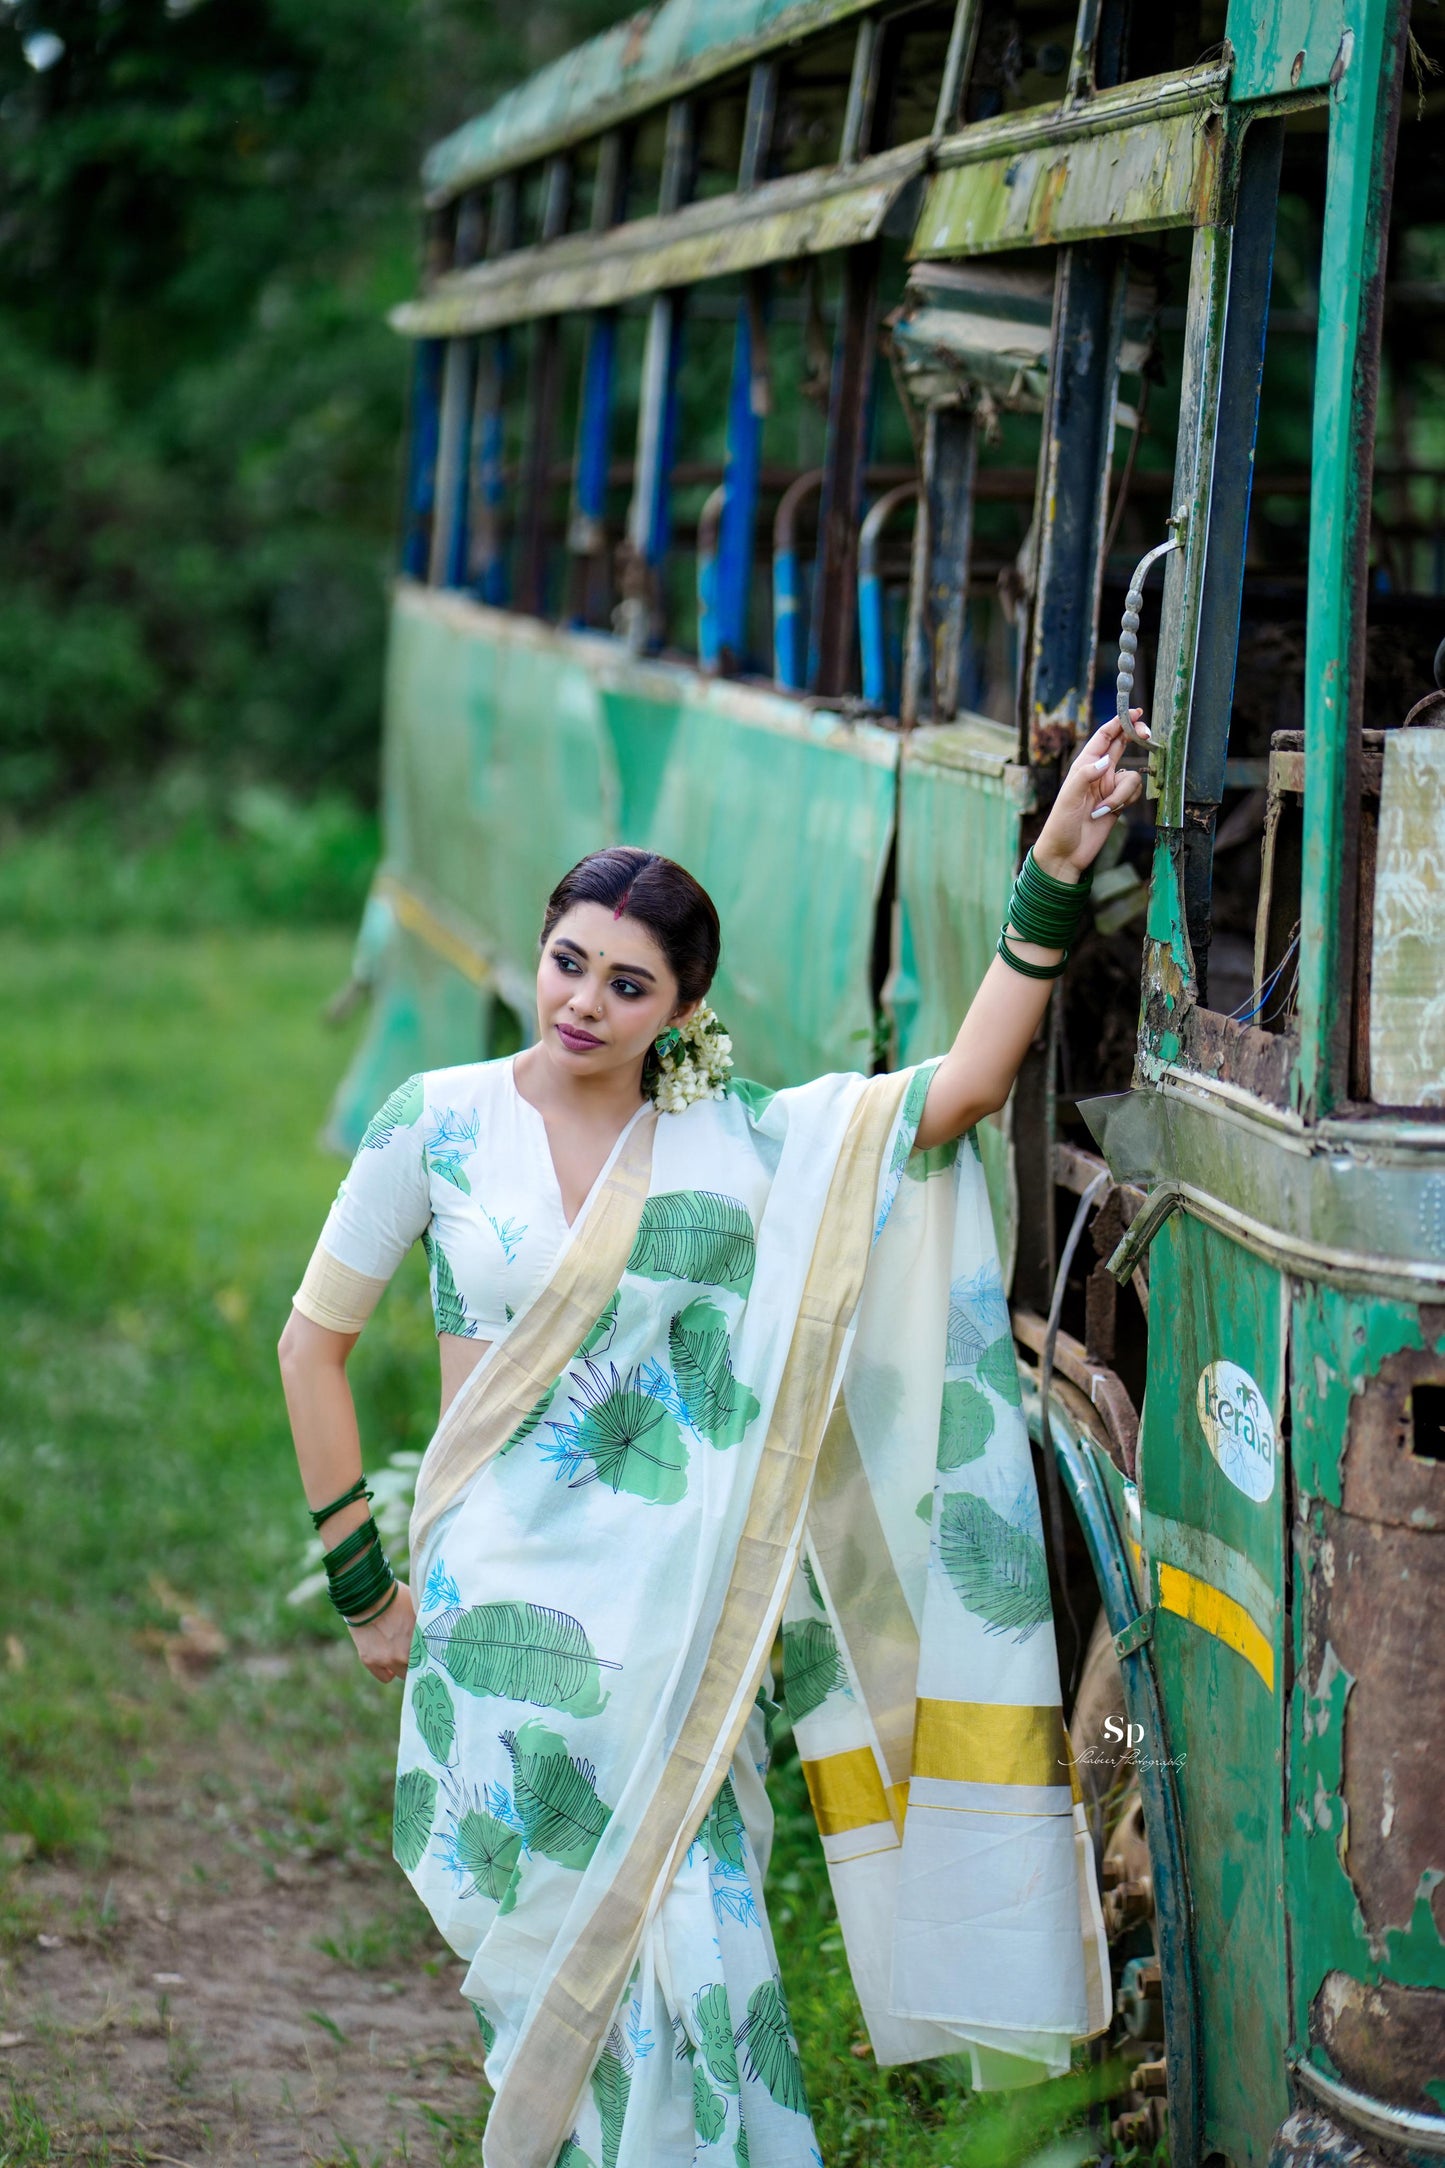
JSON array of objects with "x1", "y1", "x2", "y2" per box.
[{"x1": 0, "y1": 0, "x2": 625, "y2": 818}]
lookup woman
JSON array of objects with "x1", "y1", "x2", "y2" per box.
[{"x1": 279, "y1": 712, "x2": 1147, "y2": 2168}]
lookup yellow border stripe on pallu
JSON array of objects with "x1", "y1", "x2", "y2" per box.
[
  {"x1": 913, "y1": 1700, "x2": 1071, "y2": 1788},
  {"x1": 1157, "y1": 1560, "x2": 1274, "y2": 1690},
  {"x1": 802, "y1": 1749, "x2": 908, "y2": 1838}
]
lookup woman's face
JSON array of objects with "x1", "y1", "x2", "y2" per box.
[{"x1": 535, "y1": 902, "x2": 699, "y2": 1084}]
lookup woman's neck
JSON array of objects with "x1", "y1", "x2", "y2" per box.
[{"x1": 513, "y1": 1041, "x2": 647, "y2": 1128}]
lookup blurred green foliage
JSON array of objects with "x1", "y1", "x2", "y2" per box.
[{"x1": 0, "y1": 0, "x2": 625, "y2": 818}]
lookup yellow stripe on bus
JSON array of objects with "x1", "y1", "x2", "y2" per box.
[{"x1": 1157, "y1": 1560, "x2": 1275, "y2": 1691}]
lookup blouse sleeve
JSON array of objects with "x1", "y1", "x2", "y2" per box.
[{"x1": 291, "y1": 1074, "x2": 432, "y2": 1334}]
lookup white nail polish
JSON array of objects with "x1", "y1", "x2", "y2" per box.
[
  {"x1": 1091, "y1": 805, "x2": 1114, "y2": 820},
  {"x1": 1093, "y1": 756, "x2": 1110, "y2": 772}
]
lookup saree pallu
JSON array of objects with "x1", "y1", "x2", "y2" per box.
[{"x1": 395, "y1": 1066, "x2": 1109, "y2": 2168}]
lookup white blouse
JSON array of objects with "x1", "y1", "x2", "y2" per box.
[{"x1": 295, "y1": 1058, "x2": 640, "y2": 1340}]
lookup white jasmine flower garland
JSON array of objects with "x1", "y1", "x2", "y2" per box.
[{"x1": 648, "y1": 1001, "x2": 733, "y2": 1113}]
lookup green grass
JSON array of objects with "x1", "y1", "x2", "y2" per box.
[{"x1": 0, "y1": 929, "x2": 1116, "y2": 2166}]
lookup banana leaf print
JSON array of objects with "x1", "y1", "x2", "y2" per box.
[
  {"x1": 422, "y1": 1230, "x2": 474, "y2": 1339},
  {"x1": 737, "y1": 1978, "x2": 808, "y2": 2115},
  {"x1": 702, "y1": 1776, "x2": 746, "y2": 1873},
  {"x1": 735, "y1": 2129, "x2": 750, "y2": 2168},
  {"x1": 628, "y1": 1191, "x2": 756, "y2": 1296},
  {"x1": 801, "y1": 1553, "x2": 824, "y2": 1610},
  {"x1": 470, "y1": 2001, "x2": 496, "y2": 2055},
  {"x1": 947, "y1": 1263, "x2": 1012, "y2": 1366},
  {"x1": 502, "y1": 1719, "x2": 612, "y2": 1869},
  {"x1": 556, "y1": 2142, "x2": 596, "y2": 2168},
  {"x1": 668, "y1": 1299, "x2": 760, "y2": 1449},
  {"x1": 938, "y1": 1493, "x2": 1051, "y2": 1638},
  {"x1": 937, "y1": 1379, "x2": 994, "y2": 1470},
  {"x1": 694, "y1": 2061, "x2": 728, "y2": 2143},
  {"x1": 424, "y1": 1600, "x2": 613, "y2": 1718},
  {"x1": 542, "y1": 1358, "x2": 689, "y2": 1505},
  {"x1": 726, "y1": 1077, "x2": 777, "y2": 1118},
  {"x1": 978, "y1": 1331, "x2": 1023, "y2": 1407},
  {"x1": 591, "y1": 2034, "x2": 632, "y2": 2168},
  {"x1": 361, "y1": 1073, "x2": 424, "y2": 1150},
  {"x1": 411, "y1": 1670, "x2": 457, "y2": 1762},
  {"x1": 578, "y1": 1291, "x2": 619, "y2": 1358},
  {"x1": 501, "y1": 1378, "x2": 556, "y2": 1456},
  {"x1": 407, "y1": 1620, "x2": 427, "y2": 1671},
  {"x1": 392, "y1": 1767, "x2": 437, "y2": 1873},
  {"x1": 782, "y1": 1616, "x2": 848, "y2": 1725},
  {"x1": 694, "y1": 1983, "x2": 739, "y2": 2095}
]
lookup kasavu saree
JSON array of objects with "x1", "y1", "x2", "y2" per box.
[{"x1": 394, "y1": 1062, "x2": 1109, "y2": 2168}]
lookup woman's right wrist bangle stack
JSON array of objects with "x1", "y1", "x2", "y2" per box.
[
  {"x1": 997, "y1": 848, "x2": 1093, "y2": 980},
  {"x1": 312, "y1": 1474, "x2": 397, "y2": 1627}
]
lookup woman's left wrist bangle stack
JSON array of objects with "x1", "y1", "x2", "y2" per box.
[
  {"x1": 310, "y1": 1474, "x2": 398, "y2": 1628},
  {"x1": 997, "y1": 847, "x2": 1092, "y2": 980}
]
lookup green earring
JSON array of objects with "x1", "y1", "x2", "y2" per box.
[{"x1": 654, "y1": 1026, "x2": 683, "y2": 1059}]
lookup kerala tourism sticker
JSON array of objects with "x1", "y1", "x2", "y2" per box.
[{"x1": 1195, "y1": 1361, "x2": 1277, "y2": 1503}]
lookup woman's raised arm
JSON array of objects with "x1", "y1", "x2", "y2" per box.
[{"x1": 914, "y1": 710, "x2": 1148, "y2": 1151}]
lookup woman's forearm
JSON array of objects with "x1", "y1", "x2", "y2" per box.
[
  {"x1": 915, "y1": 711, "x2": 1148, "y2": 1150},
  {"x1": 277, "y1": 1309, "x2": 373, "y2": 1549}
]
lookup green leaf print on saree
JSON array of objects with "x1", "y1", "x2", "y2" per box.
[
  {"x1": 361, "y1": 1073, "x2": 424, "y2": 1150},
  {"x1": 781, "y1": 1616, "x2": 849, "y2": 1725},
  {"x1": 469, "y1": 2001, "x2": 496, "y2": 2055},
  {"x1": 978, "y1": 1331, "x2": 1023, "y2": 1407},
  {"x1": 556, "y1": 2141, "x2": 597, "y2": 2168},
  {"x1": 937, "y1": 1378, "x2": 995, "y2": 1470},
  {"x1": 667, "y1": 1300, "x2": 760, "y2": 1449},
  {"x1": 694, "y1": 2062, "x2": 728, "y2": 2143},
  {"x1": 392, "y1": 1767, "x2": 437, "y2": 1873},
  {"x1": 627, "y1": 1192, "x2": 756, "y2": 1296},
  {"x1": 422, "y1": 1229, "x2": 474, "y2": 1339},
  {"x1": 701, "y1": 1775, "x2": 747, "y2": 1872},
  {"x1": 411, "y1": 1671, "x2": 457, "y2": 1762},
  {"x1": 739, "y1": 1978, "x2": 808, "y2": 2115},
  {"x1": 578, "y1": 1290, "x2": 619, "y2": 1358},
  {"x1": 946, "y1": 1262, "x2": 1012, "y2": 1368},
  {"x1": 938, "y1": 1492, "x2": 1050, "y2": 1638},
  {"x1": 423, "y1": 1600, "x2": 613, "y2": 1717},
  {"x1": 591, "y1": 2030, "x2": 632, "y2": 2168},
  {"x1": 541, "y1": 1358, "x2": 689, "y2": 1504},
  {"x1": 501, "y1": 1718, "x2": 612, "y2": 1869},
  {"x1": 432, "y1": 1785, "x2": 524, "y2": 1906},
  {"x1": 501, "y1": 1378, "x2": 558, "y2": 1455},
  {"x1": 693, "y1": 1982, "x2": 740, "y2": 2095}
]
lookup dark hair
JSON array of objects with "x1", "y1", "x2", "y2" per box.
[{"x1": 540, "y1": 847, "x2": 720, "y2": 1004}]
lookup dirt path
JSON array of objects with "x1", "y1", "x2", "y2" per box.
[{"x1": 0, "y1": 1676, "x2": 489, "y2": 2166}]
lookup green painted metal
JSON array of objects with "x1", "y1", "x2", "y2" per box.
[
  {"x1": 421, "y1": 0, "x2": 877, "y2": 206},
  {"x1": 1293, "y1": 2, "x2": 1409, "y2": 1118},
  {"x1": 395, "y1": 143, "x2": 928, "y2": 340},
  {"x1": 912, "y1": 101, "x2": 1221, "y2": 258},
  {"x1": 1226, "y1": 0, "x2": 1352, "y2": 97},
  {"x1": 1134, "y1": 1215, "x2": 1290, "y2": 2167},
  {"x1": 891, "y1": 719, "x2": 1032, "y2": 1272}
]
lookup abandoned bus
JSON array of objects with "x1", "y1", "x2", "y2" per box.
[{"x1": 328, "y1": 2, "x2": 1445, "y2": 2161}]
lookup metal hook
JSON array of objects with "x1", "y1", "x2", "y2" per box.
[{"x1": 1116, "y1": 515, "x2": 1185, "y2": 745}]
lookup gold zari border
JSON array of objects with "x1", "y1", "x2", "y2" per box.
[{"x1": 803, "y1": 1748, "x2": 908, "y2": 1838}]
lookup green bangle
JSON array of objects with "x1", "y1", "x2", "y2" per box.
[
  {"x1": 310, "y1": 1474, "x2": 373, "y2": 1532},
  {"x1": 997, "y1": 931, "x2": 1070, "y2": 980},
  {"x1": 345, "y1": 1580, "x2": 400, "y2": 1629},
  {"x1": 1004, "y1": 849, "x2": 1091, "y2": 956}
]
